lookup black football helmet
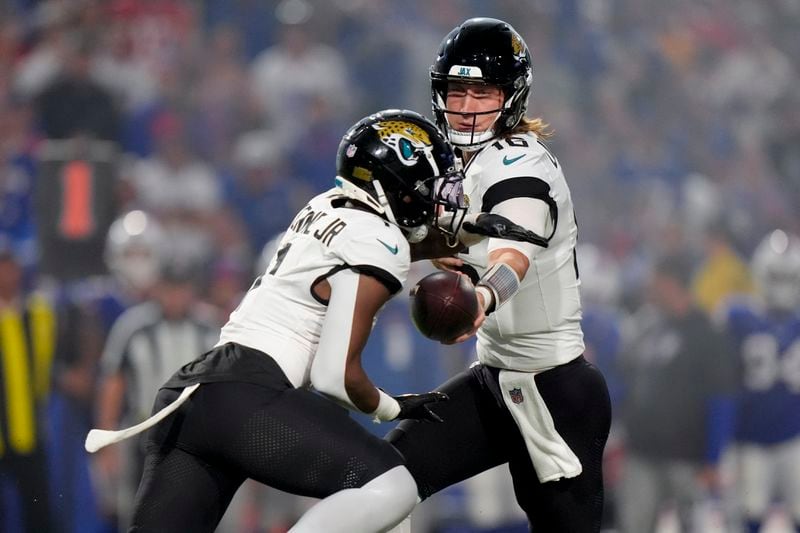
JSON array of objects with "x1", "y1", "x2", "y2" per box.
[
  {"x1": 751, "y1": 229, "x2": 800, "y2": 311},
  {"x1": 336, "y1": 109, "x2": 466, "y2": 243},
  {"x1": 430, "y1": 18, "x2": 533, "y2": 151}
]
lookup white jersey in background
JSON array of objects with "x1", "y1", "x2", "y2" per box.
[
  {"x1": 459, "y1": 131, "x2": 584, "y2": 371},
  {"x1": 218, "y1": 189, "x2": 410, "y2": 388}
]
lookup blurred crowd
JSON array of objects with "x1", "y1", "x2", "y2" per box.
[{"x1": 0, "y1": 0, "x2": 798, "y2": 532}]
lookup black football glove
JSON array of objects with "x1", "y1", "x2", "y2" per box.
[
  {"x1": 461, "y1": 213, "x2": 549, "y2": 248},
  {"x1": 394, "y1": 391, "x2": 449, "y2": 423}
]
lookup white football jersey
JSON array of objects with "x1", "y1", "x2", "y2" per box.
[
  {"x1": 218, "y1": 189, "x2": 410, "y2": 388},
  {"x1": 460, "y1": 131, "x2": 584, "y2": 371}
]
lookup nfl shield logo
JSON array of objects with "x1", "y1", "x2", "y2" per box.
[
  {"x1": 346, "y1": 144, "x2": 357, "y2": 157},
  {"x1": 509, "y1": 388, "x2": 524, "y2": 404}
]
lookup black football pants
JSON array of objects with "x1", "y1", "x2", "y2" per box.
[
  {"x1": 129, "y1": 380, "x2": 403, "y2": 532},
  {"x1": 387, "y1": 356, "x2": 611, "y2": 532}
]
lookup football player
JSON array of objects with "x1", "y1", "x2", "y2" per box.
[
  {"x1": 723, "y1": 229, "x2": 800, "y2": 533},
  {"x1": 85, "y1": 109, "x2": 541, "y2": 533},
  {"x1": 387, "y1": 18, "x2": 612, "y2": 532}
]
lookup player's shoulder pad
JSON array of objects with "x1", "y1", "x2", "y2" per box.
[
  {"x1": 341, "y1": 215, "x2": 409, "y2": 260},
  {"x1": 334, "y1": 211, "x2": 410, "y2": 288},
  {"x1": 477, "y1": 132, "x2": 558, "y2": 185}
]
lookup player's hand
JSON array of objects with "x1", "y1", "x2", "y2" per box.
[
  {"x1": 443, "y1": 291, "x2": 486, "y2": 345},
  {"x1": 394, "y1": 391, "x2": 449, "y2": 422},
  {"x1": 431, "y1": 256, "x2": 464, "y2": 271},
  {"x1": 461, "y1": 213, "x2": 549, "y2": 247}
]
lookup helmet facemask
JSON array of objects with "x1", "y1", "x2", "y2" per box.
[
  {"x1": 432, "y1": 76, "x2": 531, "y2": 152},
  {"x1": 368, "y1": 154, "x2": 467, "y2": 244},
  {"x1": 430, "y1": 172, "x2": 468, "y2": 245}
]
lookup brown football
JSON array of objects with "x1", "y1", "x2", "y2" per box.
[{"x1": 410, "y1": 271, "x2": 479, "y2": 342}]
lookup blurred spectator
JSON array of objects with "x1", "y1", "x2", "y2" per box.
[
  {"x1": 124, "y1": 110, "x2": 221, "y2": 265},
  {"x1": 720, "y1": 230, "x2": 800, "y2": 533},
  {"x1": 189, "y1": 24, "x2": 256, "y2": 165},
  {"x1": 224, "y1": 130, "x2": 305, "y2": 256},
  {"x1": 766, "y1": 93, "x2": 800, "y2": 215},
  {"x1": 105, "y1": 0, "x2": 197, "y2": 82},
  {"x1": 92, "y1": 21, "x2": 159, "y2": 115},
  {"x1": 249, "y1": 8, "x2": 352, "y2": 143},
  {"x1": 202, "y1": 0, "x2": 276, "y2": 61},
  {"x1": 36, "y1": 34, "x2": 119, "y2": 141},
  {"x1": 13, "y1": 4, "x2": 71, "y2": 100},
  {"x1": 286, "y1": 97, "x2": 345, "y2": 193},
  {"x1": 103, "y1": 0, "x2": 198, "y2": 159},
  {"x1": 0, "y1": 97, "x2": 37, "y2": 270},
  {"x1": 618, "y1": 255, "x2": 736, "y2": 533},
  {"x1": 334, "y1": 1, "x2": 412, "y2": 115},
  {"x1": 0, "y1": 245, "x2": 56, "y2": 533},
  {"x1": 692, "y1": 222, "x2": 755, "y2": 317},
  {"x1": 94, "y1": 258, "x2": 218, "y2": 530}
]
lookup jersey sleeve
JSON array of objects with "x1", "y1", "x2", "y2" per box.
[
  {"x1": 487, "y1": 196, "x2": 551, "y2": 259},
  {"x1": 335, "y1": 223, "x2": 410, "y2": 295},
  {"x1": 479, "y1": 141, "x2": 559, "y2": 241}
]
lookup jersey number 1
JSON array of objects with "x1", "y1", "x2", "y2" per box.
[{"x1": 268, "y1": 243, "x2": 292, "y2": 275}]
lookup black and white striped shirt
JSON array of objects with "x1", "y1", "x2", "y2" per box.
[{"x1": 101, "y1": 301, "x2": 219, "y2": 421}]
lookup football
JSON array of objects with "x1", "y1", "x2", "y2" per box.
[{"x1": 410, "y1": 271, "x2": 479, "y2": 342}]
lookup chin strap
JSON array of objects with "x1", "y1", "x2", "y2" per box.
[{"x1": 335, "y1": 177, "x2": 386, "y2": 216}]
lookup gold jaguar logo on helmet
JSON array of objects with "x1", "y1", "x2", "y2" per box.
[
  {"x1": 373, "y1": 120, "x2": 434, "y2": 167},
  {"x1": 511, "y1": 34, "x2": 525, "y2": 58}
]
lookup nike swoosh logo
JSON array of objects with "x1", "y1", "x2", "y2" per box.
[
  {"x1": 503, "y1": 154, "x2": 524, "y2": 165},
  {"x1": 377, "y1": 238, "x2": 399, "y2": 255}
]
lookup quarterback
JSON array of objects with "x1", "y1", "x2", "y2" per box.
[{"x1": 388, "y1": 18, "x2": 612, "y2": 532}]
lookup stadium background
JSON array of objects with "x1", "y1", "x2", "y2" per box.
[{"x1": 0, "y1": 0, "x2": 798, "y2": 531}]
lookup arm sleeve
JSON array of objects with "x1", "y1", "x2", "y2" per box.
[{"x1": 309, "y1": 268, "x2": 362, "y2": 411}]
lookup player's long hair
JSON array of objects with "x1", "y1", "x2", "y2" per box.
[{"x1": 510, "y1": 117, "x2": 553, "y2": 139}]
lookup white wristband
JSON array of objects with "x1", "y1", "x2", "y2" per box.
[
  {"x1": 371, "y1": 389, "x2": 401, "y2": 423},
  {"x1": 475, "y1": 285, "x2": 494, "y2": 312}
]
